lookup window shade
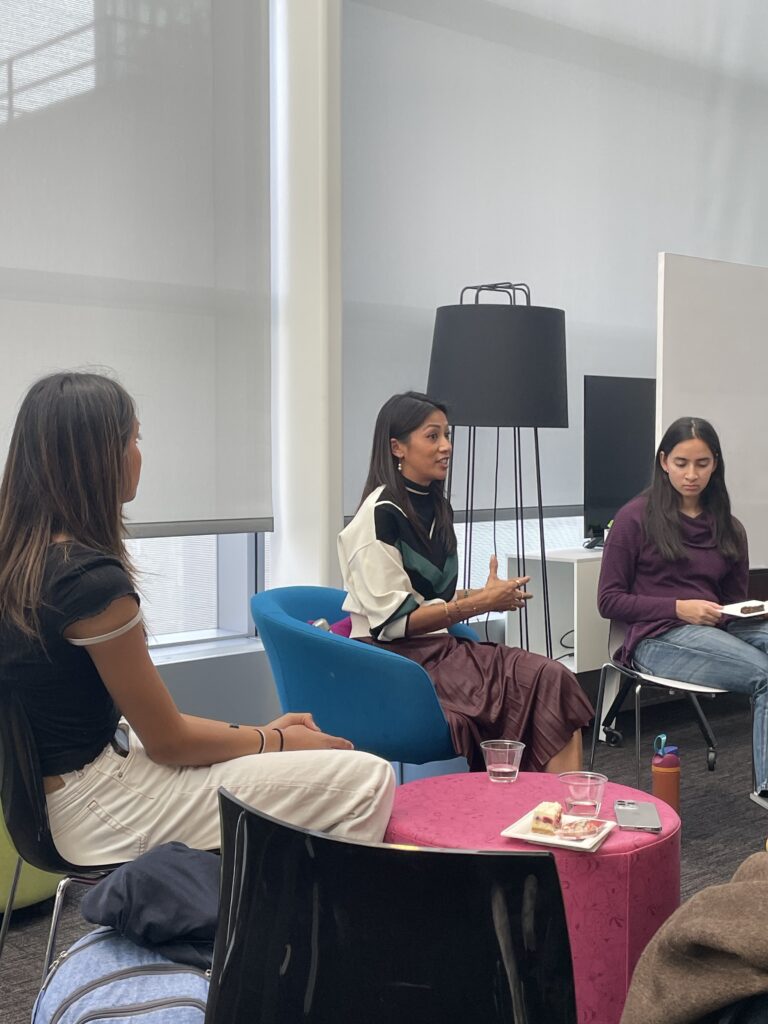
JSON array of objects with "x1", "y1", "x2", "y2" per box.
[{"x1": 0, "y1": 0, "x2": 272, "y2": 535}]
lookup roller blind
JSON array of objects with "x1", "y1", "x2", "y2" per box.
[{"x1": 0, "y1": 0, "x2": 272, "y2": 536}]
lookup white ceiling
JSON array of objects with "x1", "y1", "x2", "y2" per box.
[
  {"x1": 353, "y1": 0, "x2": 768, "y2": 85},
  {"x1": 490, "y1": 0, "x2": 768, "y2": 78}
]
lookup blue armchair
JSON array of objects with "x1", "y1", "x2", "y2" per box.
[{"x1": 250, "y1": 587, "x2": 476, "y2": 765}]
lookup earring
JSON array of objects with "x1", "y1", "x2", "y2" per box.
[{"x1": 397, "y1": 460, "x2": 402, "y2": 473}]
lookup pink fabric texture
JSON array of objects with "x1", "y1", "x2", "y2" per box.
[
  {"x1": 385, "y1": 772, "x2": 680, "y2": 1024},
  {"x1": 329, "y1": 617, "x2": 353, "y2": 637}
]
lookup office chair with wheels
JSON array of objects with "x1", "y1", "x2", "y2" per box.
[
  {"x1": 0, "y1": 689, "x2": 122, "y2": 981},
  {"x1": 205, "y1": 788, "x2": 577, "y2": 1024},
  {"x1": 588, "y1": 621, "x2": 726, "y2": 788},
  {"x1": 250, "y1": 586, "x2": 477, "y2": 765}
]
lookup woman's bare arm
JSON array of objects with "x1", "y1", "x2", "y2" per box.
[{"x1": 65, "y1": 596, "x2": 352, "y2": 764}]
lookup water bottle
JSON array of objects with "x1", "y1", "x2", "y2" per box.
[{"x1": 652, "y1": 733, "x2": 680, "y2": 812}]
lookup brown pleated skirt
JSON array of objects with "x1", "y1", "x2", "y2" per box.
[{"x1": 361, "y1": 635, "x2": 594, "y2": 772}]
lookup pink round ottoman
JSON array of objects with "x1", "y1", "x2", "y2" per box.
[{"x1": 385, "y1": 771, "x2": 680, "y2": 1024}]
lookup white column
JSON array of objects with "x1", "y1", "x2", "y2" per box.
[{"x1": 270, "y1": 0, "x2": 342, "y2": 588}]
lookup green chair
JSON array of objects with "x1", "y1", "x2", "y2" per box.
[{"x1": 0, "y1": 813, "x2": 62, "y2": 949}]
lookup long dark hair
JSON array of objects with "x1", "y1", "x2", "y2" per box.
[
  {"x1": 0, "y1": 371, "x2": 137, "y2": 638},
  {"x1": 360, "y1": 391, "x2": 456, "y2": 553},
  {"x1": 644, "y1": 416, "x2": 744, "y2": 562}
]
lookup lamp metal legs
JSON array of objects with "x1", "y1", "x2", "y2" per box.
[{"x1": 454, "y1": 425, "x2": 553, "y2": 657}]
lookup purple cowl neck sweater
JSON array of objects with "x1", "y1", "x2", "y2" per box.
[{"x1": 597, "y1": 495, "x2": 748, "y2": 665}]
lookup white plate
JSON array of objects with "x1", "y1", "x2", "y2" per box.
[
  {"x1": 720, "y1": 601, "x2": 768, "y2": 618},
  {"x1": 500, "y1": 812, "x2": 616, "y2": 852}
]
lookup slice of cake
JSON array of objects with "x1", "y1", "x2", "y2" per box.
[{"x1": 531, "y1": 801, "x2": 563, "y2": 835}]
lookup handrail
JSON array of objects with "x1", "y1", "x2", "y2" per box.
[{"x1": 0, "y1": 20, "x2": 96, "y2": 123}]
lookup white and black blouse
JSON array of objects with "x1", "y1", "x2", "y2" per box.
[{"x1": 338, "y1": 482, "x2": 459, "y2": 641}]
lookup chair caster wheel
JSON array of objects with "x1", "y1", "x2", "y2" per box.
[
  {"x1": 604, "y1": 728, "x2": 623, "y2": 747},
  {"x1": 707, "y1": 748, "x2": 717, "y2": 771}
]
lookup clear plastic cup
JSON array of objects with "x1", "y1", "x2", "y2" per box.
[
  {"x1": 480, "y1": 740, "x2": 525, "y2": 783},
  {"x1": 558, "y1": 771, "x2": 608, "y2": 816}
]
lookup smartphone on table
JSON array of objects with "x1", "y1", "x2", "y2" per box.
[{"x1": 613, "y1": 799, "x2": 663, "y2": 833}]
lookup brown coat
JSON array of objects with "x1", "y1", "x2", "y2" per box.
[{"x1": 621, "y1": 852, "x2": 768, "y2": 1024}]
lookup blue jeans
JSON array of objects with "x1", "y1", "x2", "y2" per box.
[{"x1": 634, "y1": 619, "x2": 768, "y2": 792}]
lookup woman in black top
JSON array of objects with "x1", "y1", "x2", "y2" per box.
[
  {"x1": 338, "y1": 391, "x2": 593, "y2": 773},
  {"x1": 0, "y1": 372, "x2": 394, "y2": 864}
]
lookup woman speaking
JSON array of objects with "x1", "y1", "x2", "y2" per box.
[{"x1": 338, "y1": 391, "x2": 593, "y2": 774}]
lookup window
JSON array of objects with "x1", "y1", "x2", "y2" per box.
[
  {"x1": 454, "y1": 516, "x2": 583, "y2": 590},
  {"x1": 0, "y1": 0, "x2": 272, "y2": 536},
  {"x1": 261, "y1": 515, "x2": 582, "y2": 595},
  {"x1": 127, "y1": 533, "x2": 256, "y2": 646}
]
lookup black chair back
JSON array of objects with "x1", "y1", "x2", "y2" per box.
[
  {"x1": 0, "y1": 687, "x2": 107, "y2": 874},
  {"x1": 206, "y1": 789, "x2": 577, "y2": 1024}
]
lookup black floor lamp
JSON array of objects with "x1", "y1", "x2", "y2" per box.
[{"x1": 427, "y1": 282, "x2": 568, "y2": 657}]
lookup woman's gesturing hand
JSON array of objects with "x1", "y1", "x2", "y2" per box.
[
  {"x1": 675, "y1": 599, "x2": 723, "y2": 626},
  {"x1": 482, "y1": 554, "x2": 532, "y2": 613}
]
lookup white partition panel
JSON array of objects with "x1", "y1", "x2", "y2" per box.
[{"x1": 658, "y1": 252, "x2": 768, "y2": 566}]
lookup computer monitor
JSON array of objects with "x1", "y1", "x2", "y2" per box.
[{"x1": 583, "y1": 375, "x2": 656, "y2": 542}]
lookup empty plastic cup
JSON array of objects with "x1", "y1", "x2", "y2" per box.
[{"x1": 558, "y1": 771, "x2": 608, "y2": 816}]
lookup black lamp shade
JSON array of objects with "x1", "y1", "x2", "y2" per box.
[{"x1": 427, "y1": 304, "x2": 569, "y2": 428}]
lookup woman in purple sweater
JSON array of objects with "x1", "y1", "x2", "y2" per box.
[{"x1": 598, "y1": 416, "x2": 768, "y2": 804}]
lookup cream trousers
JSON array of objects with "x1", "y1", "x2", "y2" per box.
[{"x1": 46, "y1": 724, "x2": 396, "y2": 865}]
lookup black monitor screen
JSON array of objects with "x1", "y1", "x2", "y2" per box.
[{"x1": 584, "y1": 375, "x2": 656, "y2": 540}]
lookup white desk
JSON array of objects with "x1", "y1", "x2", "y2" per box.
[{"x1": 505, "y1": 548, "x2": 607, "y2": 672}]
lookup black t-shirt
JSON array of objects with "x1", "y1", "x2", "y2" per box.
[{"x1": 0, "y1": 542, "x2": 138, "y2": 776}]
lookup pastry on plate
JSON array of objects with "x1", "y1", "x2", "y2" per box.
[
  {"x1": 557, "y1": 818, "x2": 602, "y2": 839},
  {"x1": 531, "y1": 801, "x2": 563, "y2": 835}
]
